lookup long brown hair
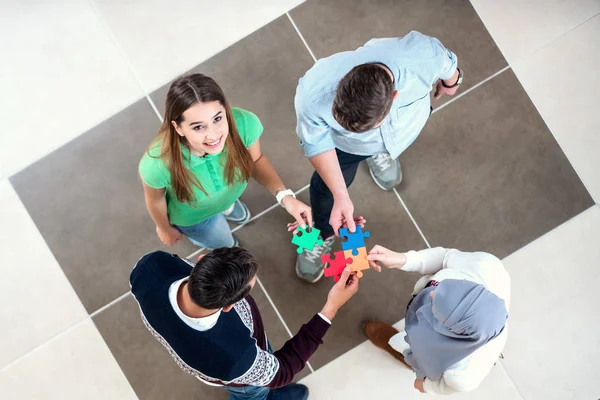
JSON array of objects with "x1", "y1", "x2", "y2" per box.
[{"x1": 148, "y1": 74, "x2": 254, "y2": 204}]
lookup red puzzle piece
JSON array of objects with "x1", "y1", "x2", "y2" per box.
[
  {"x1": 322, "y1": 251, "x2": 353, "y2": 282},
  {"x1": 344, "y1": 247, "x2": 369, "y2": 278}
]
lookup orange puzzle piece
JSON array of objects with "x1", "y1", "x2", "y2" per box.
[{"x1": 344, "y1": 247, "x2": 369, "y2": 278}]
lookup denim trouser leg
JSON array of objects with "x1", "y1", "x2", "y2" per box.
[{"x1": 175, "y1": 214, "x2": 235, "y2": 249}]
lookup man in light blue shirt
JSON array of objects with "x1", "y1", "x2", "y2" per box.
[{"x1": 293, "y1": 32, "x2": 462, "y2": 282}]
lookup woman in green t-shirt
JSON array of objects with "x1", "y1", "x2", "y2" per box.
[{"x1": 139, "y1": 73, "x2": 311, "y2": 249}]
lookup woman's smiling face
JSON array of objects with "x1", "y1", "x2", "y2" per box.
[{"x1": 172, "y1": 101, "x2": 229, "y2": 155}]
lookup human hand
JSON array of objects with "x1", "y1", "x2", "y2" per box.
[
  {"x1": 281, "y1": 196, "x2": 313, "y2": 229},
  {"x1": 330, "y1": 195, "x2": 355, "y2": 236},
  {"x1": 287, "y1": 216, "x2": 366, "y2": 233},
  {"x1": 156, "y1": 225, "x2": 182, "y2": 246},
  {"x1": 321, "y1": 267, "x2": 360, "y2": 320},
  {"x1": 414, "y1": 378, "x2": 425, "y2": 393},
  {"x1": 434, "y1": 80, "x2": 459, "y2": 99},
  {"x1": 366, "y1": 245, "x2": 407, "y2": 272}
]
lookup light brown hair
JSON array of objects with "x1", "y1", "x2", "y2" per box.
[
  {"x1": 147, "y1": 74, "x2": 254, "y2": 204},
  {"x1": 332, "y1": 63, "x2": 395, "y2": 133}
]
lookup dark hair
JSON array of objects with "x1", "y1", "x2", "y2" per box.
[
  {"x1": 332, "y1": 63, "x2": 395, "y2": 133},
  {"x1": 146, "y1": 74, "x2": 254, "y2": 204},
  {"x1": 188, "y1": 247, "x2": 260, "y2": 309}
]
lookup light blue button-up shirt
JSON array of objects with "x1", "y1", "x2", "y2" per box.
[{"x1": 294, "y1": 31, "x2": 458, "y2": 160}]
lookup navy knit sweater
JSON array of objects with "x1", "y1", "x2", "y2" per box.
[{"x1": 130, "y1": 251, "x2": 330, "y2": 388}]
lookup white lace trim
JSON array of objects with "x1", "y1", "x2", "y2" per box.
[
  {"x1": 136, "y1": 296, "x2": 279, "y2": 386},
  {"x1": 234, "y1": 298, "x2": 254, "y2": 335},
  {"x1": 139, "y1": 312, "x2": 225, "y2": 385},
  {"x1": 230, "y1": 346, "x2": 280, "y2": 386}
]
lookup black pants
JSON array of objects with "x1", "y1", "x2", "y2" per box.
[{"x1": 309, "y1": 148, "x2": 370, "y2": 238}]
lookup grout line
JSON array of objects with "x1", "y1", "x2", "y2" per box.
[
  {"x1": 286, "y1": 12, "x2": 318, "y2": 62},
  {"x1": 512, "y1": 10, "x2": 600, "y2": 67},
  {"x1": 185, "y1": 183, "x2": 310, "y2": 260},
  {"x1": 498, "y1": 360, "x2": 526, "y2": 400},
  {"x1": 90, "y1": 291, "x2": 132, "y2": 318},
  {"x1": 0, "y1": 317, "x2": 92, "y2": 373},
  {"x1": 432, "y1": 66, "x2": 510, "y2": 115},
  {"x1": 256, "y1": 277, "x2": 316, "y2": 374},
  {"x1": 392, "y1": 188, "x2": 431, "y2": 248},
  {"x1": 87, "y1": 0, "x2": 163, "y2": 123}
]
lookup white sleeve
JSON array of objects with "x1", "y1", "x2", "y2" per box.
[
  {"x1": 400, "y1": 247, "x2": 451, "y2": 275},
  {"x1": 423, "y1": 376, "x2": 460, "y2": 395}
]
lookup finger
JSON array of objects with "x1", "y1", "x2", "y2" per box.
[
  {"x1": 304, "y1": 208, "x2": 314, "y2": 228},
  {"x1": 292, "y1": 213, "x2": 306, "y2": 229},
  {"x1": 331, "y1": 220, "x2": 342, "y2": 237},
  {"x1": 337, "y1": 267, "x2": 352, "y2": 286},
  {"x1": 368, "y1": 260, "x2": 382, "y2": 272},
  {"x1": 345, "y1": 212, "x2": 356, "y2": 233}
]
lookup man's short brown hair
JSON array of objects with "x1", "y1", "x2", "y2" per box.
[{"x1": 332, "y1": 63, "x2": 395, "y2": 133}]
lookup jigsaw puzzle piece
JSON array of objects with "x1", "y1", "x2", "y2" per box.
[
  {"x1": 344, "y1": 247, "x2": 369, "y2": 278},
  {"x1": 339, "y1": 226, "x2": 371, "y2": 255},
  {"x1": 322, "y1": 251, "x2": 353, "y2": 282},
  {"x1": 291, "y1": 226, "x2": 323, "y2": 254}
]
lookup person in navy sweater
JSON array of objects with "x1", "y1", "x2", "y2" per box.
[{"x1": 130, "y1": 247, "x2": 359, "y2": 399}]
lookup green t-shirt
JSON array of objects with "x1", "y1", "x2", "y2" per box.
[{"x1": 139, "y1": 107, "x2": 263, "y2": 227}]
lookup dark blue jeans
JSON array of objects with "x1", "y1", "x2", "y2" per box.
[{"x1": 310, "y1": 148, "x2": 370, "y2": 238}]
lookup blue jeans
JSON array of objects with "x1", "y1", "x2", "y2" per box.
[{"x1": 175, "y1": 214, "x2": 234, "y2": 249}]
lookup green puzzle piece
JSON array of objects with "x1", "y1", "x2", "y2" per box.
[{"x1": 292, "y1": 226, "x2": 323, "y2": 254}]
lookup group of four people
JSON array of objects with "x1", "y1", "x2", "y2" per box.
[{"x1": 132, "y1": 31, "x2": 510, "y2": 399}]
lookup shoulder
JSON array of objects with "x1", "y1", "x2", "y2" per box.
[
  {"x1": 139, "y1": 141, "x2": 169, "y2": 187},
  {"x1": 130, "y1": 251, "x2": 192, "y2": 292},
  {"x1": 231, "y1": 107, "x2": 263, "y2": 147}
]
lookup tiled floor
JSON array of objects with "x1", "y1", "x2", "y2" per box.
[{"x1": 2, "y1": 0, "x2": 599, "y2": 399}]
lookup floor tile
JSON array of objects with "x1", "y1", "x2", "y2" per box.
[
  {"x1": 471, "y1": 0, "x2": 600, "y2": 63},
  {"x1": 512, "y1": 14, "x2": 600, "y2": 203},
  {"x1": 151, "y1": 16, "x2": 316, "y2": 213},
  {"x1": 10, "y1": 99, "x2": 197, "y2": 314},
  {"x1": 500, "y1": 205, "x2": 600, "y2": 400},
  {"x1": 0, "y1": 0, "x2": 144, "y2": 179},
  {"x1": 0, "y1": 319, "x2": 137, "y2": 400},
  {"x1": 93, "y1": 288, "x2": 307, "y2": 400},
  {"x1": 0, "y1": 179, "x2": 87, "y2": 369},
  {"x1": 94, "y1": 0, "x2": 304, "y2": 93},
  {"x1": 236, "y1": 168, "x2": 427, "y2": 369},
  {"x1": 299, "y1": 331, "x2": 521, "y2": 399},
  {"x1": 289, "y1": 0, "x2": 507, "y2": 102},
  {"x1": 397, "y1": 69, "x2": 593, "y2": 259}
]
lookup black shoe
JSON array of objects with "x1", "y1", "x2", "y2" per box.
[{"x1": 267, "y1": 383, "x2": 309, "y2": 400}]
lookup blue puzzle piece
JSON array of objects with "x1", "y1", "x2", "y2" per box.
[{"x1": 339, "y1": 226, "x2": 371, "y2": 256}]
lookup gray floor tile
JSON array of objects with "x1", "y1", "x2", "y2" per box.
[
  {"x1": 289, "y1": 0, "x2": 507, "y2": 104},
  {"x1": 150, "y1": 16, "x2": 316, "y2": 214},
  {"x1": 94, "y1": 288, "x2": 308, "y2": 400},
  {"x1": 236, "y1": 169, "x2": 427, "y2": 369},
  {"x1": 10, "y1": 99, "x2": 198, "y2": 313},
  {"x1": 397, "y1": 69, "x2": 594, "y2": 258}
]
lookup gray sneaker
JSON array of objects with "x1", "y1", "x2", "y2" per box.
[
  {"x1": 295, "y1": 235, "x2": 336, "y2": 283},
  {"x1": 222, "y1": 199, "x2": 251, "y2": 224},
  {"x1": 366, "y1": 153, "x2": 402, "y2": 191}
]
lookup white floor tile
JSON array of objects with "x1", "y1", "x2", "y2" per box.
[
  {"x1": 0, "y1": 0, "x2": 144, "y2": 179},
  {"x1": 0, "y1": 319, "x2": 138, "y2": 400},
  {"x1": 512, "y1": 14, "x2": 600, "y2": 203},
  {"x1": 501, "y1": 205, "x2": 600, "y2": 400},
  {"x1": 0, "y1": 180, "x2": 88, "y2": 369},
  {"x1": 471, "y1": 0, "x2": 600, "y2": 63},
  {"x1": 300, "y1": 325, "x2": 521, "y2": 400},
  {"x1": 92, "y1": 0, "x2": 305, "y2": 94}
]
